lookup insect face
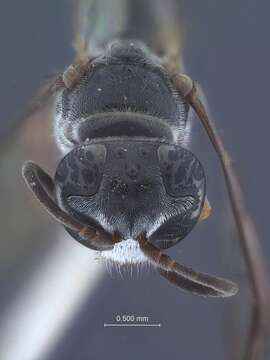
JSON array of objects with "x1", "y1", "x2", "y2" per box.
[{"x1": 54, "y1": 139, "x2": 206, "y2": 252}]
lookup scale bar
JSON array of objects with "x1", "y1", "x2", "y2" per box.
[{"x1": 104, "y1": 323, "x2": 161, "y2": 327}]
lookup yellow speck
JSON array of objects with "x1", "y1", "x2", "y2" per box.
[{"x1": 199, "y1": 197, "x2": 212, "y2": 222}]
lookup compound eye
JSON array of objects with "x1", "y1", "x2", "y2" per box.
[
  {"x1": 151, "y1": 144, "x2": 206, "y2": 248},
  {"x1": 158, "y1": 144, "x2": 206, "y2": 199},
  {"x1": 54, "y1": 144, "x2": 106, "y2": 198}
]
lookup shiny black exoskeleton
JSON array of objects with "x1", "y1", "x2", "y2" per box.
[{"x1": 54, "y1": 39, "x2": 206, "y2": 251}]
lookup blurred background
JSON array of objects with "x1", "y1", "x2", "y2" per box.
[{"x1": 0, "y1": 1, "x2": 269, "y2": 359}]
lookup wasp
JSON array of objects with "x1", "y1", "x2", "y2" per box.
[{"x1": 23, "y1": 36, "x2": 259, "y2": 298}]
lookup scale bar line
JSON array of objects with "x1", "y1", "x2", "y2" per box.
[{"x1": 104, "y1": 323, "x2": 161, "y2": 327}]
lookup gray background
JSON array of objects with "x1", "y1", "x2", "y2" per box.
[{"x1": 0, "y1": 1, "x2": 269, "y2": 359}]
